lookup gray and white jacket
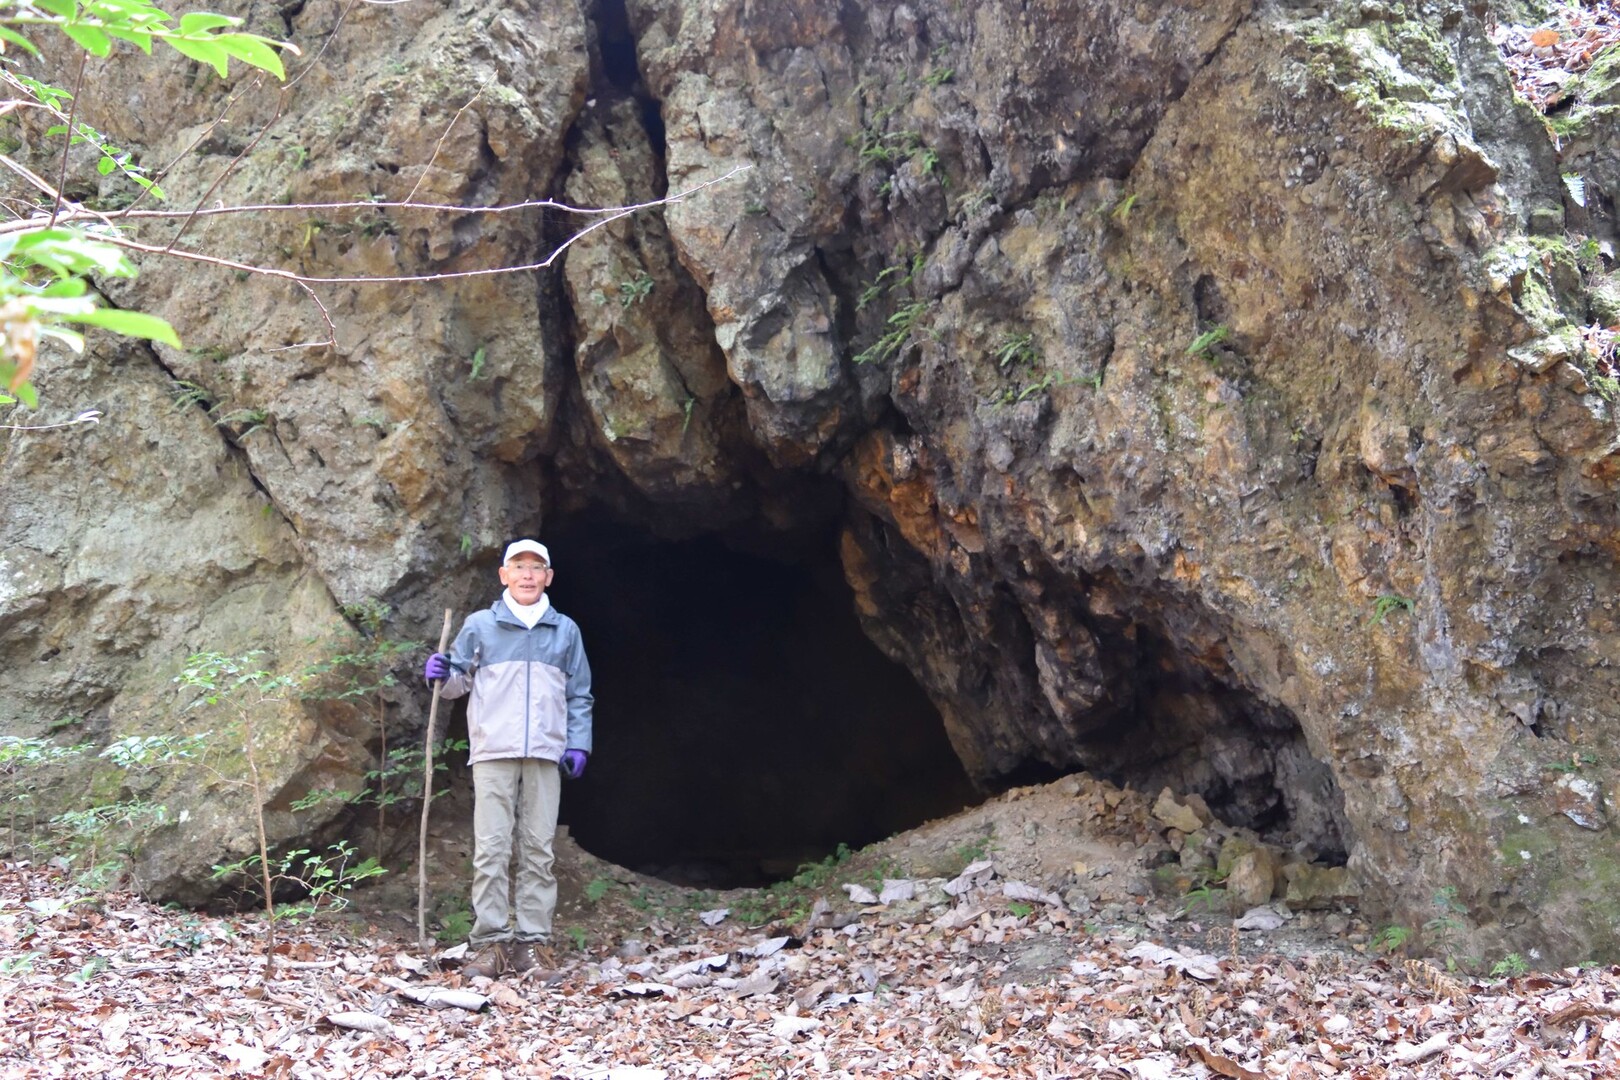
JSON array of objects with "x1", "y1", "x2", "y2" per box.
[{"x1": 438, "y1": 599, "x2": 593, "y2": 765}]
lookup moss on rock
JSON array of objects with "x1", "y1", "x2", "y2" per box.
[
  {"x1": 1302, "y1": 11, "x2": 1464, "y2": 136},
  {"x1": 1546, "y1": 45, "x2": 1620, "y2": 141}
]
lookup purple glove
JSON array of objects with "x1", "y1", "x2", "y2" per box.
[
  {"x1": 423, "y1": 653, "x2": 452, "y2": 682},
  {"x1": 559, "y1": 749, "x2": 588, "y2": 780}
]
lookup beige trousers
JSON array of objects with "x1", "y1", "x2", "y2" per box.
[{"x1": 469, "y1": 758, "x2": 560, "y2": 945}]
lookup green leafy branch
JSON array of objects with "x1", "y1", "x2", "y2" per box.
[
  {"x1": 211, "y1": 839, "x2": 384, "y2": 923},
  {"x1": 43, "y1": 116, "x2": 165, "y2": 200},
  {"x1": 212, "y1": 404, "x2": 268, "y2": 438},
  {"x1": 177, "y1": 650, "x2": 298, "y2": 975},
  {"x1": 0, "y1": 0, "x2": 293, "y2": 409},
  {"x1": 0, "y1": 1, "x2": 296, "y2": 80},
  {"x1": 0, "y1": 230, "x2": 180, "y2": 407},
  {"x1": 618, "y1": 271, "x2": 654, "y2": 308},
  {"x1": 1490, "y1": 953, "x2": 1529, "y2": 978},
  {"x1": 992, "y1": 332, "x2": 1039, "y2": 369},
  {"x1": 1372, "y1": 924, "x2": 1412, "y2": 955},
  {"x1": 855, "y1": 128, "x2": 923, "y2": 168},
  {"x1": 1423, "y1": 885, "x2": 1467, "y2": 970},
  {"x1": 988, "y1": 363, "x2": 1101, "y2": 409}
]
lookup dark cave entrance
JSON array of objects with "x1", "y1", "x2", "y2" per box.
[{"x1": 542, "y1": 514, "x2": 980, "y2": 887}]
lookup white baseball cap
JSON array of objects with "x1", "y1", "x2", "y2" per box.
[{"x1": 503, "y1": 539, "x2": 551, "y2": 567}]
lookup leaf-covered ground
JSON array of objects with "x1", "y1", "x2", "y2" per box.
[
  {"x1": 1490, "y1": 0, "x2": 1620, "y2": 113},
  {"x1": 3, "y1": 774, "x2": 1617, "y2": 1080}
]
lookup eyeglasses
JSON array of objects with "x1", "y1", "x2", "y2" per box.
[{"x1": 506, "y1": 563, "x2": 550, "y2": 576}]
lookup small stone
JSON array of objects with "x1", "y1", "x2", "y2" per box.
[
  {"x1": 1182, "y1": 793, "x2": 1215, "y2": 827},
  {"x1": 1061, "y1": 887, "x2": 1094, "y2": 914},
  {"x1": 1151, "y1": 864, "x2": 1195, "y2": 899},
  {"x1": 1226, "y1": 851, "x2": 1276, "y2": 909},
  {"x1": 1554, "y1": 773, "x2": 1607, "y2": 831},
  {"x1": 1233, "y1": 905, "x2": 1287, "y2": 931},
  {"x1": 1152, "y1": 788, "x2": 1204, "y2": 834}
]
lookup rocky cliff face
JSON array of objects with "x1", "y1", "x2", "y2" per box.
[{"x1": 2, "y1": 0, "x2": 1617, "y2": 962}]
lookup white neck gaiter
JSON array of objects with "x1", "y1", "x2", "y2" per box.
[{"x1": 502, "y1": 589, "x2": 551, "y2": 629}]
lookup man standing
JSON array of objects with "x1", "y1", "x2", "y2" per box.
[{"x1": 424, "y1": 539, "x2": 593, "y2": 978}]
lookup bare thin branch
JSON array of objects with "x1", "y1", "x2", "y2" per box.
[
  {"x1": 265, "y1": 338, "x2": 335, "y2": 352},
  {"x1": 101, "y1": 205, "x2": 634, "y2": 284},
  {"x1": 48, "y1": 51, "x2": 86, "y2": 228},
  {"x1": 0, "y1": 153, "x2": 120, "y2": 232},
  {"x1": 1, "y1": 152, "x2": 67, "y2": 202},
  {"x1": 128, "y1": 75, "x2": 265, "y2": 216},
  {"x1": 43, "y1": 194, "x2": 623, "y2": 225},
  {"x1": 164, "y1": 90, "x2": 287, "y2": 255},
  {"x1": 285, "y1": 0, "x2": 362, "y2": 92},
  {"x1": 91, "y1": 165, "x2": 749, "y2": 287},
  {"x1": 0, "y1": 162, "x2": 754, "y2": 237},
  {"x1": 290, "y1": 280, "x2": 337, "y2": 350},
  {"x1": 0, "y1": 408, "x2": 102, "y2": 432},
  {"x1": 0, "y1": 98, "x2": 54, "y2": 116},
  {"x1": 403, "y1": 76, "x2": 491, "y2": 205}
]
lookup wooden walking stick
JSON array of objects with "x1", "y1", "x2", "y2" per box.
[{"x1": 417, "y1": 608, "x2": 453, "y2": 950}]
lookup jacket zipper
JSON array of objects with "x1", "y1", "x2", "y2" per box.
[{"x1": 523, "y1": 620, "x2": 533, "y2": 758}]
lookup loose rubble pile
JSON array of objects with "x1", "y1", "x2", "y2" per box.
[{"x1": 845, "y1": 774, "x2": 1363, "y2": 958}]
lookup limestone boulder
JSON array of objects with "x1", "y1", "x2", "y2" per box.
[
  {"x1": 1152, "y1": 789, "x2": 1206, "y2": 836},
  {"x1": 1284, "y1": 864, "x2": 1363, "y2": 913},
  {"x1": 1227, "y1": 851, "x2": 1283, "y2": 910},
  {"x1": 0, "y1": 339, "x2": 370, "y2": 901}
]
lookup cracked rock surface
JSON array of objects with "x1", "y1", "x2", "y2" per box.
[{"x1": 2, "y1": 0, "x2": 1619, "y2": 963}]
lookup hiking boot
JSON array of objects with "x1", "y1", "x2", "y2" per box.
[
  {"x1": 464, "y1": 942, "x2": 513, "y2": 979},
  {"x1": 507, "y1": 941, "x2": 537, "y2": 974}
]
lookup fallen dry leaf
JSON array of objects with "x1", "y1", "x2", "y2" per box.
[{"x1": 1186, "y1": 1041, "x2": 1267, "y2": 1079}]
